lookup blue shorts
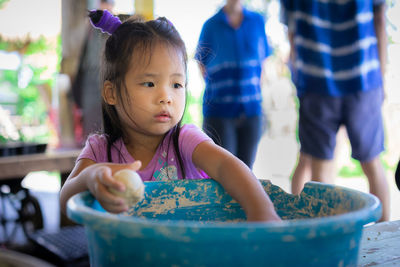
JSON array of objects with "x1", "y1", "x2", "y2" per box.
[{"x1": 298, "y1": 89, "x2": 384, "y2": 162}]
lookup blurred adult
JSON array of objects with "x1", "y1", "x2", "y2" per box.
[
  {"x1": 195, "y1": 0, "x2": 271, "y2": 169},
  {"x1": 71, "y1": 0, "x2": 115, "y2": 144},
  {"x1": 281, "y1": 0, "x2": 390, "y2": 221}
]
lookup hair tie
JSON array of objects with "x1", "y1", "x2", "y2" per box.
[
  {"x1": 166, "y1": 18, "x2": 174, "y2": 27},
  {"x1": 89, "y1": 9, "x2": 121, "y2": 35}
]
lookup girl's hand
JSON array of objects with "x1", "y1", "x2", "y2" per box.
[{"x1": 85, "y1": 161, "x2": 142, "y2": 213}]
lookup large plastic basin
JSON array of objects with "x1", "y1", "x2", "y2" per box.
[{"x1": 67, "y1": 179, "x2": 381, "y2": 266}]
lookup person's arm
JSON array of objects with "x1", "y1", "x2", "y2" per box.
[
  {"x1": 288, "y1": 30, "x2": 295, "y2": 64},
  {"x1": 192, "y1": 141, "x2": 281, "y2": 222},
  {"x1": 59, "y1": 158, "x2": 141, "y2": 214},
  {"x1": 373, "y1": 3, "x2": 387, "y2": 80},
  {"x1": 197, "y1": 50, "x2": 207, "y2": 79},
  {"x1": 195, "y1": 22, "x2": 212, "y2": 80},
  {"x1": 280, "y1": 0, "x2": 295, "y2": 65}
]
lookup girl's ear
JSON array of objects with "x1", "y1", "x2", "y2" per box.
[{"x1": 103, "y1": 80, "x2": 117, "y2": 105}]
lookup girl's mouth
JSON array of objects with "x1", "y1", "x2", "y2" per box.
[{"x1": 154, "y1": 112, "x2": 171, "y2": 122}]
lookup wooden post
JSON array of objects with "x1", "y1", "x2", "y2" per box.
[
  {"x1": 60, "y1": 0, "x2": 88, "y2": 79},
  {"x1": 58, "y1": 0, "x2": 89, "y2": 149},
  {"x1": 135, "y1": 0, "x2": 154, "y2": 20}
]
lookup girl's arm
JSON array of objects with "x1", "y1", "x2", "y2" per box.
[
  {"x1": 192, "y1": 141, "x2": 281, "y2": 222},
  {"x1": 59, "y1": 158, "x2": 141, "y2": 214}
]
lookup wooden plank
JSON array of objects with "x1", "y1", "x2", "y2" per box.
[
  {"x1": 358, "y1": 220, "x2": 400, "y2": 266},
  {"x1": 0, "y1": 149, "x2": 80, "y2": 180}
]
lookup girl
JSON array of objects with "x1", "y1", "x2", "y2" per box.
[{"x1": 60, "y1": 10, "x2": 281, "y2": 222}]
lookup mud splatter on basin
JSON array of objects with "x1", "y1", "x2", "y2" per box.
[{"x1": 67, "y1": 180, "x2": 381, "y2": 266}]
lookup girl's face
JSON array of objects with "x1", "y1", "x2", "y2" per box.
[{"x1": 108, "y1": 42, "x2": 186, "y2": 138}]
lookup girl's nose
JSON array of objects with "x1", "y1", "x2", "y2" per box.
[
  {"x1": 159, "y1": 98, "x2": 171, "y2": 104},
  {"x1": 159, "y1": 89, "x2": 172, "y2": 104}
]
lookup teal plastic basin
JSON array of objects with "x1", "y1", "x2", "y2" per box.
[{"x1": 67, "y1": 179, "x2": 381, "y2": 266}]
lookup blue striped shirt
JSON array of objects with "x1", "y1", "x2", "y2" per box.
[
  {"x1": 281, "y1": 0, "x2": 385, "y2": 97},
  {"x1": 195, "y1": 8, "x2": 270, "y2": 117}
]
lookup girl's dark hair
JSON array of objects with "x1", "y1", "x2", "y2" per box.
[{"x1": 91, "y1": 13, "x2": 188, "y2": 178}]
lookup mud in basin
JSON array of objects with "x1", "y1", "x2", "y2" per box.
[{"x1": 67, "y1": 179, "x2": 381, "y2": 266}]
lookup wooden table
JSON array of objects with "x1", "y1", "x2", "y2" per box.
[
  {"x1": 358, "y1": 220, "x2": 400, "y2": 266},
  {"x1": 0, "y1": 148, "x2": 81, "y2": 228},
  {"x1": 0, "y1": 149, "x2": 81, "y2": 182},
  {"x1": 0, "y1": 248, "x2": 56, "y2": 267}
]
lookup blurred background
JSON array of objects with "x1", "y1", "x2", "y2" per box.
[
  {"x1": 0, "y1": 0, "x2": 399, "y2": 264},
  {"x1": 1, "y1": 0, "x2": 399, "y2": 191}
]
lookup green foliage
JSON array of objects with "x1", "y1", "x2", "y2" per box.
[
  {"x1": 0, "y1": 0, "x2": 10, "y2": 9},
  {"x1": 381, "y1": 151, "x2": 397, "y2": 171},
  {"x1": 25, "y1": 36, "x2": 50, "y2": 55},
  {"x1": 337, "y1": 155, "x2": 395, "y2": 178},
  {"x1": 0, "y1": 36, "x2": 56, "y2": 143},
  {"x1": 338, "y1": 159, "x2": 363, "y2": 178},
  {"x1": 55, "y1": 35, "x2": 62, "y2": 72},
  {"x1": 1, "y1": 69, "x2": 18, "y2": 84},
  {"x1": 0, "y1": 36, "x2": 49, "y2": 55},
  {"x1": 182, "y1": 91, "x2": 203, "y2": 126}
]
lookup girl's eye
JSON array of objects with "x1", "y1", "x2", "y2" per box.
[
  {"x1": 142, "y1": 82, "x2": 155, "y2": 87},
  {"x1": 173, "y1": 83, "x2": 183, "y2": 89}
]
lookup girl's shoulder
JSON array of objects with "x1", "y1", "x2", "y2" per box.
[
  {"x1": 80, "y1": 133, "x2": 129, "y2": 163},
  {"x1": 178, "y1": 124, "x2": 212, "y2": 154},
  {"x1": 180, "y1": 123, "x2": 198, "y2": 131},
  {"x1": 179, "y1": 123, "x2": 208, "y2": 138},
  {"x1": 86, "y1": 133, "x2": 108, "y2": 144},
  {"x1": 83, "y1": 134, "x2": 131, "y2": 164},
  {"x1": 77, "y1": 134, "x2": 109, "y2": 163}
]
